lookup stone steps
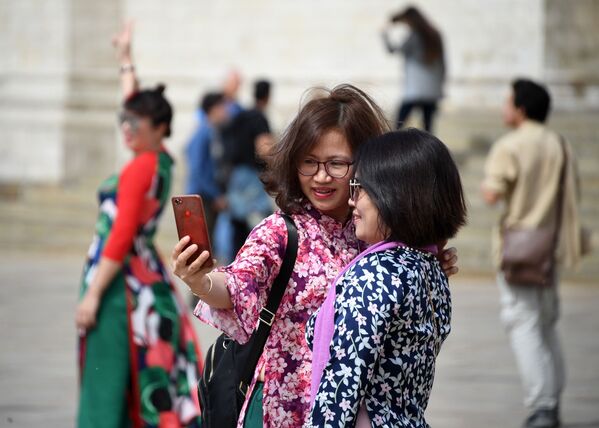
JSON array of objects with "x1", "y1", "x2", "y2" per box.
[
  {"x1": 0, "y1": 176, "x2": 179, "y2": 256},
  {"x1": 0, "y1": 204, "x2": 178, "y2": 258},
  {"x1": 437, "y1": 111, "x2": 599, "y2": 283},
  {"x1": 1, "y1": 110, "x2": 598, "y2": 282}
]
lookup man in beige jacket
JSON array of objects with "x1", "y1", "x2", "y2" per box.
[{"x1": 482, "y1": 79, "x2": 582, "y2": 428}]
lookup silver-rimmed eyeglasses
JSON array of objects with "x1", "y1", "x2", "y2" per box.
[
  {"x1": 117, "y1": 111, "x2": 141, "y2": 133},
  {"x1": 349, "y1": 178, "x2": 362, "y2": 201}
]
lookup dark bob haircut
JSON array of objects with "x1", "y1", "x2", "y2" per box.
[
  {"x1": 355, "y1": 128, "x2": 467, "y2": 247},
  {"x1": 512, "y1": 78, "x2": 551, "y2": 123},
  {"x1": 262, "y1": 84, "x2": 390, "y2": 213},
  {"x1": 124, "y1": 84, "x2": 173, "y2": 137}
]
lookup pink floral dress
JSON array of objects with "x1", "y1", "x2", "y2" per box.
[{"x1": 194, "y1": 203, "x2": 359, "y2": 427}]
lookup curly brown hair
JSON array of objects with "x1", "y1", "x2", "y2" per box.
[{"x1": 262, "y1": 84, "x2": 390, "y2": 213}]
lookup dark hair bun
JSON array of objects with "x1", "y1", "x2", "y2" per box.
[
  {"x1": 123, "y1": 84, "x2": 173, "y2": 138},
  {"x1": 155, "y1": 83, "x2": 167, "y2": 95}
]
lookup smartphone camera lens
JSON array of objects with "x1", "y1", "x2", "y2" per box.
[{"x1": 174, "y1": 198, "x2": 182, "y2": 205}]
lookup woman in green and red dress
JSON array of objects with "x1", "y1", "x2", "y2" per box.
[{"x1": 75, "y1": 23, "x2": 202, "y2": 428}]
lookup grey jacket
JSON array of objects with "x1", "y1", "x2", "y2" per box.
[{"x1": 383, "y1": 30, "x2": 445, "y2": 102}]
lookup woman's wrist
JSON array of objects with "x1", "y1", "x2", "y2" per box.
[
  {"x1": 192, "y1": 274, "x2": 214, "y2": 298},
  {"x1": 85, "y1": 285, "x2": 102, "y2": 300},
  {"x1": 119, "y1": 62, "x2": 134, "y2": 74}
]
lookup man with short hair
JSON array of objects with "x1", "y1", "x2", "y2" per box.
[
  {"x1": 226, "y1": 79, "x2": 275, "y2": 255},
  {"x1": 481, "y1": 78, "x2": 583, "y2": 428},
  {"x1": 229, "y1": 79, "x2": 273, "y2": 168}
]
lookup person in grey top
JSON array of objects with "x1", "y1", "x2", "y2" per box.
[{"x1": 382, "y1": 6, "x2": 445, "y2": 132}]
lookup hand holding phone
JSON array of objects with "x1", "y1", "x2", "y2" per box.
[{"x1": 172, "y1": 195, "x2": 214, "y2": 267}]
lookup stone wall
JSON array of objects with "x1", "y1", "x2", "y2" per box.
[
  {"x1": 544, "y1": 0, "x2": 599, "y2": 109},
  {"x1": 0, "y1": 0, "x2": 597, "y2": 184},
  {"x1": 63, "y1": 0, "x2": 122, "y2": 182},
  {"x1": 0, "y1": 0, "x2": 70, "y2": 183},
  {"x1": 121, "y1": 0, "x2": 549, "y2": 169},
  {"x1": 0, "y1": 0, "x2": 122, "y2": 184}
]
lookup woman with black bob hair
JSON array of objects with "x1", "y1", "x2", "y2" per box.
[
  {"x1": 306, "y1": 128, "x2": 466, "y2": 427},
  {"x1": 75, "y1": 23, "x2": 202, "y2": 427}
]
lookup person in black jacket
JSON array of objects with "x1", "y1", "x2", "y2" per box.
[{"x1": 227, "y1": 80, "x2": 275, "y2": 255}]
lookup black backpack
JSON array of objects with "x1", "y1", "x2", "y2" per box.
[{"x1": 198, "y1": 215, "x2": 298, "y2": 427}]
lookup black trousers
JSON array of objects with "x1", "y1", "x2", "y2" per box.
[{"x1": 396, "y1": 100, "x2": 438, "y2": 132}]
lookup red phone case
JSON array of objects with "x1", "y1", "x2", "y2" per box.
[{"x1": 172, "y1": 195, "x2": 214, "y2": 267}]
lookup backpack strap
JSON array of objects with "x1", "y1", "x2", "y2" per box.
[{"x1": 238, "y1": 214, "x2": 298, "y2": 395}]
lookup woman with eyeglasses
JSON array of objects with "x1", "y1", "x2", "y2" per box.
[
  {"x1": 305, "y1": 129, "x2": 467, "y2": 428},
  {"x1": 75, "y1": 23, "x2": 202, "y2": 428},
  {"x1": 171, "y1": 85, "x2": 459, "y2": 428}
]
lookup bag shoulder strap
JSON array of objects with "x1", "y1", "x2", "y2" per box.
[
  {"x1": 551, "y1": 136, "x2": 568, "y2": 262},
  {"x1": 239, "y1": 213, "x2": 298, "y2": 395}
]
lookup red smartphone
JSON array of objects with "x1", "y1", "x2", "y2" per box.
[{"x1": 172, "y1": 195, "x2": 214, "y2": 267}]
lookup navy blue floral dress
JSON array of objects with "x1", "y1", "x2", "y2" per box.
[{"x1": 305, "y1": 246, "x2": 451, "y2": 427}]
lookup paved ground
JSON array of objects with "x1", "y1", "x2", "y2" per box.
[{"x1": 1, "y1": 252, "x2": 598, "y2": 428}]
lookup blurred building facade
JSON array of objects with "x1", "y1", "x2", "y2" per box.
[{"x1": 1, "y1": 0, "x2": 598, "y2": 184}]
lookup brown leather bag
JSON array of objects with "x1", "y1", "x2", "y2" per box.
[
  {"x1": 501, "y1": 136, "x2": 567, "y2": 287},
  {"x1": 501, "y1": 228, "x2": 555, "y2": 286}
]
